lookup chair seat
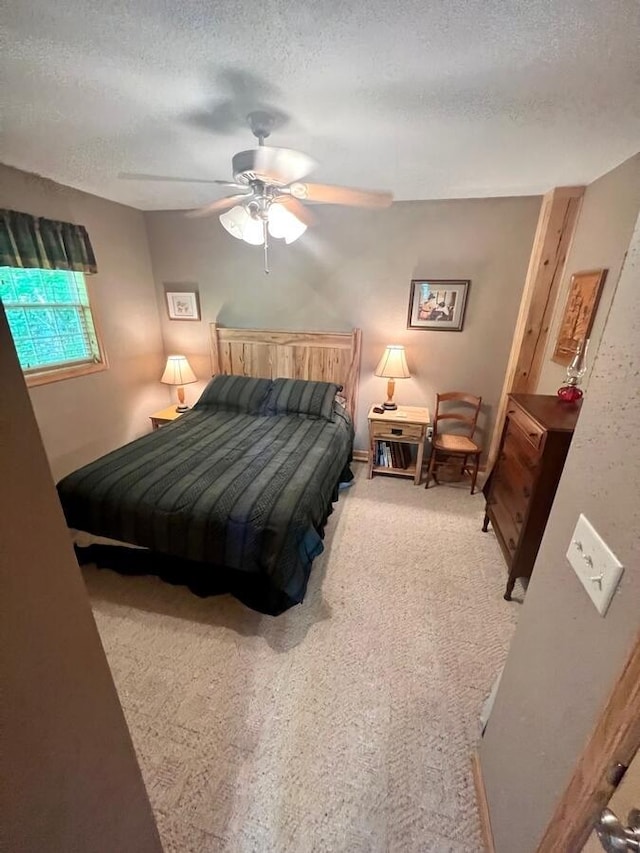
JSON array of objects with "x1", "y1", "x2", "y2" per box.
[{"x1": 433, "y1": 433, "x2": 480, "y2": 454}]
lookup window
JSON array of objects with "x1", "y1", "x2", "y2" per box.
[{"x1": 0, "y1": 266, "x2": 106, "y2": 385}]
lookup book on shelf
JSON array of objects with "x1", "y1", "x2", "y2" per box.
[
  {"x1": 375, "y1": 441, "x2": 412, "y2": 470},
  {"x1": 396, "y1": 442, "x2": 407, "y2": 469},
  {"x1": 401, "y1": 443, "x2": 408, "y2": 468},
  {"x1": 375, "y1": 440, "x2": 415, "y2": 469}
]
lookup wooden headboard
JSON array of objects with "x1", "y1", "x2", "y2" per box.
[{"x1": 209, "y1": 323, "x2": 362, "y2": 421}]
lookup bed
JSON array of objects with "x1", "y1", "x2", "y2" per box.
[{"x1": 57, "y1": 326, "x2": 361, "y2": 615}]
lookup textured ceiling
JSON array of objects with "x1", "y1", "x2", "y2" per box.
[{"x1": 2, "y1": 0, "x2": 639, "y2": 209}]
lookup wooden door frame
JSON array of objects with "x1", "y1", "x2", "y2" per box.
[
  {"x1": 535, "y1": 630, "x2": 640, "y2": 851},
  {"x1": 487, "y1": 186, "x2": 584, "y2": 469}
]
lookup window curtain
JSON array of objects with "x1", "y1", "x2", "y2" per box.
[{"x1": 0, "y1": 209, "x2": 97, "y2": 274}]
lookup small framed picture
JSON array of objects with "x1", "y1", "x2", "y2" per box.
[
  {"x1": 407, "y1": 279, "x2": 470, "y2": 332},
  {"x1": 165, "y1": 291, "x2": 200, "y2": 321}
]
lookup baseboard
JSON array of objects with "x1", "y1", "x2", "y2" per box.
[{"x1": 472, "y1": 751, "x2": 495, "y2": 853}]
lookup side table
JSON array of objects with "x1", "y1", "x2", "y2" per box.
[
  {"x1": 367, "y1": 404, "x2": 430, "y2": 485},
  {"x1": 149, "y1": 405, "x2": 184, "y2": 430}
]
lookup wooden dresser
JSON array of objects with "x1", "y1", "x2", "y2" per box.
[{"x1": 483, "y1": 394, "x2": 581, "y2": 600}]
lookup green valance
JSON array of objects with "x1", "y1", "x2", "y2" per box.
[{"x1": 0, "y1": 209, "x2": 97, "y2": 274}]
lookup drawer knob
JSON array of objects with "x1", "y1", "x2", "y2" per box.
[
  {"x1": 508, "y1": 538, "x2": 517, "y2": 550},
  {"x1": 515, "y1": 512, "x2": 523, "y2": 524},
  {"x1": 529, "y1": 431, "x2": 538, "y2": 439},
  {"x1": 391, "y1": 428, "x2": 402, "y2": 436}
]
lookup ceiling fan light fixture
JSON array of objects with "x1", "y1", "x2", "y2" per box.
[
  {"x1": 219, "y1": 205, "x2": 248, "y2": 240},
  {"x1": 267, "y1": 202, "x2": 307, "y2": 244},
  {"x1": 219, "y1": 205, "x2": 264, "y2": 245},
  {"x1": 241, "y1": 210, "x2": 265, "y2": 246},
  {"x1": 129, "y1": 113, "x2": 394, "y2": 271},
  {"x1": 283, "y1": 223, "x2": 306, "y2": 245}
]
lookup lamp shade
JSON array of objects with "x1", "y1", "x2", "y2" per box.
[
  {"x1": 219, "y1": 206, "x2": 265, "y2": 245},
  {"x1": 161, "y1": 355, "x2": 197, "y2": 386},
  {"x1": 221, "y1": 203, "x2": 307, "y2": 246},
  {"x1": 219, "y1": 205, "x2": 247, "y2": 241},
  {"x1": 374, "y1": 345, "x2": 410, "y2": 379},
  {"x1": 267, "y1": 203, "x2": 307, "y2": 244}
]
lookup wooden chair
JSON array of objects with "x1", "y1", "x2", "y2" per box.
[{"x1": 425, "y1": 392, "x2": 482, "y2": 494}]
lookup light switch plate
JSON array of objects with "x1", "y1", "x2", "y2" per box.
[{"x1": 566, "y1": 514, "x2": 624, "y2": 616}]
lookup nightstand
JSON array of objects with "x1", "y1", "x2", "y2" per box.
[
  {"x1": 149, "y1": 405, "x2": 184, "y2": 430},
  {"x1": 367, "y1": 404, "x2": 430, "y2": 485}
]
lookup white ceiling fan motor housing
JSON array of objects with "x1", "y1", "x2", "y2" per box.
[{"x1": 231, "y1": 148, "x2": 316, "y2": 187}]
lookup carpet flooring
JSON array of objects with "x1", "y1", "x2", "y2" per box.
[{"x1": 86, "y1": 463, "x2": 520, "y2": 852}]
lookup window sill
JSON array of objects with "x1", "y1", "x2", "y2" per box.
[{"x1": 26, "y1": 360, "x2": 108, "y2": 388}]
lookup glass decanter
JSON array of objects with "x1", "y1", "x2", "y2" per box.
[{"x1": 557, "y1": 338, "x2": 589, "y2": 402}]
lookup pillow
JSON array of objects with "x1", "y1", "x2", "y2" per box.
[
  {"x1": 265, "y1": 378, "x2": 342, "y2": 421},
  {"x1": 194, "y1": 374, "x2": 272, "y2": 414}
]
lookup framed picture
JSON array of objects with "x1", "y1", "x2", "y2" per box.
[
  {"x1": 552, "y1": 269, "x2": 607, "y2": 365},
  {"x1": 165, "y1": 290, "x2": 200, "y2": 321},
  {"x1": 407, "y1": 279, "x2": 470, "y2": 331}
]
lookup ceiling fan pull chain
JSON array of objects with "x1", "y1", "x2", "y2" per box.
[{"x1": 263, "y1": 221, "x2": 270, "y2": 274}]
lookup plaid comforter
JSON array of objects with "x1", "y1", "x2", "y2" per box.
[{"x1": 57, "y1": 405, "x2": 353, "y2": 613}]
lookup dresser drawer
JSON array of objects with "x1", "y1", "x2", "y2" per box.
[
  {"x1": 503, "y1": 422, "x2": 541, "y2": 471},
  {"x1": 371, "y1": 421, "x2": 424, "y2": 440},
  {"x1": 489, "y1": 493, "x2": 522, "y2": 559},
  {"x1": 506, "y1": 403, "x2": 544, "y2": 450},
  {"x1": 494, "y1": 453, "x2": 534, "y2": 510},
  {"x1": 491, "y1": 479, "x2": 528, "y2": 527}
]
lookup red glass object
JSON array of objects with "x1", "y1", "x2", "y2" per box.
[
  {"x1": 557, "y1": 384, "x2": 583, "y2": 402},
  {"x1": 558, "y1": 339, "x2": 589, "y2": 403}
]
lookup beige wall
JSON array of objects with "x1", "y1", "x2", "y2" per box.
[
  {"x1": 0, "y1": 304, "x2": 161, "y2": 853},
  {"x1": 145, "y1": 196, "x2": 540, "y2": 448},
  {"x1": 0, "y1": 165, "x2": 169, "y2": 480},
  {"x1": 479, "y1": 210, "x2": 640, "y2": 853},
  {"x1": 536, "y1": 153, "x2": 640, "y2": 394}
]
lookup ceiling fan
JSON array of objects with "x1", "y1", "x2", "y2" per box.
[{"x1": 119, "y1": 111, "x2": 393, "y2": 273}]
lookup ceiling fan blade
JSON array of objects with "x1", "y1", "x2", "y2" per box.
[
  {"x1": 234, "y1": 147, "x2": 316, "y2": 185},
  {"x1": 118, "y1": 172, "x2": 241, "y2": 187},
  {"x1": 290, "y1": 182, "x2": 393, "y2": 208},
  {"x1": 276, "y1": 195, "x2": 316, "y2": 227},
  {"x1": 186, "y1": 193, "x2": 253, "y2": 218}
]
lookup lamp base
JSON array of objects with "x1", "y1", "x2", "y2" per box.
[
  {"x1": 382, "y1": 378, "x2": 397, "y2": 410},
  {"x1": 557, "y1": 385, "x2": 583, "y2": 403},
  {"x1": 175, "y1": 384, "x2": 189, "y2": 413}
]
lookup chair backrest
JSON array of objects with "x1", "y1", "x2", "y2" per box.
[{"x1": 433, "y1": 391, "x2": 482, "y2": 439}]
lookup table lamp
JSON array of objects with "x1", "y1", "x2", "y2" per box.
[
  {"x1": 161, "y1": 354, "x2": 197, "y2": 412},
  {"x1": 374, "y1": 345, "x2": 410, "y2": 410}
]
